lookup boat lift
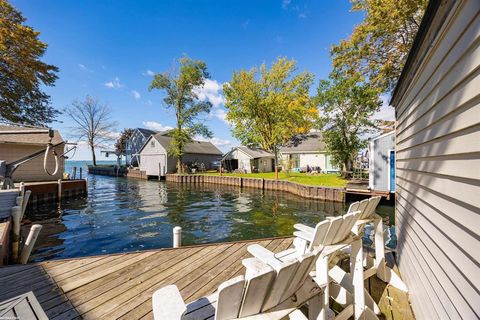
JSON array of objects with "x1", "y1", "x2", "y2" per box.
[{"x1": 0, "y1": 127, "x2": 77, "y2": 189}]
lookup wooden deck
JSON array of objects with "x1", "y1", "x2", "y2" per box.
[{"x1": 0, "y1": 237, "x2": 414, "y2": 319}]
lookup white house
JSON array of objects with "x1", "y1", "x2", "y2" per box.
[
  {"x1": 222, "y1": 146, "x2": 274, "y2": 173},
  {"x1": 368, "y1": 130, "x2": 395, "y2": 193},
  {"x1": 126, "y1": 128, "x2": 158, "y2": 167},
  {"x1": 280, "y1": 132, "x2": 338, "y2": 172},
  {"x1": 138, "y1": 133, "x2": 222, "y2": 177}
]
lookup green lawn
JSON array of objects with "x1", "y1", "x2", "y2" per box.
[{"x1": 199, "y1": 172, "x2": 347, "y2": 188}]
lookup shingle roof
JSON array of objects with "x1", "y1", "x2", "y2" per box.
[
  {"x1": 229, "y1": 146, "x2": 274, "y2": 159},
  {"x1": 280, "y1": 132, "x2": 326, "y2": 153},
  {"x1": 150, "y1": 133, "x2": 223, "y2": 155},
  {"x1": 136, "y1": 128, "x2": 158, "y2": 137},
  {"x1": 0, "y1": 125, "x2": 64, "y2": 145}
]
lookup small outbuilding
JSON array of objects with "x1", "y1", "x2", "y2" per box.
[
  {"x1": 368, "y1": 131, "x2": 395, "y2": 193},
  {"x1": 126, "y1": 128, "x2": 158, "y2": 167},
  {"x1": 222, "y1": 146, "x2": 274, "y2": 173},
  {"x1": 0, "y1": 125, "x2": 65, "y2": 182},
  {"x1": 138, "y1": 133, "x2": 222, "y2": 177},
  {"x1": 280, "y1": 132, "x2": 338, "y2": 172}
]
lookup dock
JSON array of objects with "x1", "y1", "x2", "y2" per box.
[{"x1": 0, "y1": 237, "x2": 413, "y2": 320}]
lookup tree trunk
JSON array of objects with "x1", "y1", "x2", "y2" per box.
[
  {"x1": 90, "y1": 143, "x2": 97, "y2": 166},
  {"x1": 177, "y1": 157, "x2": 182, "y2": 174}
]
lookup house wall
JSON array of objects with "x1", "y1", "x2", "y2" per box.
[
  {"x1": 225, "y1": 149, "x2": 253, "y2": 173},
  {"x1": 368, "y1": 133, "x2": 395, "y2": 192},
  {"x1": 126, "y1": 130, "x2": 148, "y2": 166},
  {"x1": 182, "y1": 153, "x2": 220, "y2": 171},
  {"x1": 394, "y1": 1, "x2": 480, "y2": 319},
  {"x1": 281, "y1": 152, "x2": 338, "y2": 172},
  {"x1": 256, "y1": 157, "x2": 273, "y2": 172},
  {"x1": 139, "y1": 138, "x2": 169, "y2": 176},
  {"x1": 0, "y1": 144, "x2": 65, "y2": 182}
]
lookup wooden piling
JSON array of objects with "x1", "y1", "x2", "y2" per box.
[{"x1": 19, "y1": 224, "x2": 42, "y2": 264}]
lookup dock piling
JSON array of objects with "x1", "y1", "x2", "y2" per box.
[
  {"x1": 173, "y1": 226, "x2": 182, "y2": 248},
  {"x1": 19, "y1": 224, "x2": 42, "y2": 264},
  {"x1": 11, "y1": 206, "x2": 22, "y2": 262}
]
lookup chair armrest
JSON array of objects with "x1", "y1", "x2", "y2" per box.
[
  {"x1": 247, "y1": 244, "x2": 282, "y2": 269},
  {"x1": 293, "y1": 224, "x2": 314, "y2": 234},
  {"x1": 152, "y1": 285, "x2": 186, "y2": 320},
  {"x1": 293, "y1": 230, "x2": 313, "y2": 242}
]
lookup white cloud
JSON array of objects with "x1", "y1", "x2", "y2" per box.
[
  {"x1": 282, "y1": 0, "x2": 292, "y2": 9},
  {"x1": 142, "y1": 70, "x2": 155, "y2": 76},
  {"x1": 372, "y1": 96, "x2": 395, "y2": 121},
  {"x1": 194, "y1": 79, "x2": 225, "y2": 108},
  {"x1": 143, "y1": 121, "x2": 173, "y2": 132},
  {"x1": 131, "y1": 90, "x2": 141, "y2": 100},
  {"x1": 78, "y1": 64, "x2": 93, "y2": 72},
  {"x1": 210, "y1": 108, "x2": 231, "y2": 125},
  {"x1": 104, "y1": 77, "x2": 124, "y2": 89}
]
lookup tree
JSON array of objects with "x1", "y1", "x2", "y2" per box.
[
  {"x1": 149, "y1": 56, "x2": 213, "y2": 173},
  {"x1": 331, "y1": 0, "x2": 427, "y2": 94},
  {"x1": 114, "y1": 128, "x2": 134, "y2": 157},
  {"x1": 316, "y1": 70, "x2": 382, "y2": 174},
  {"x1": 0, "y1": 0, "x2": 59, "y2": 125},
  {"x1": 224, "y1": 57, "x2": 316, "y2": 179},
  {"x1": 64, "y1": 96, "x2": 117, "y2": 166}
]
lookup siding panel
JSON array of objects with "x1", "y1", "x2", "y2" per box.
[{"x1": 394, "y1": 0, "x2": 480, "y2": 319}]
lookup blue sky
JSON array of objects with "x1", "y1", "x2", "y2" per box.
[{"x1": 13, "y1": 0, "x2": 393, "y2": 160}]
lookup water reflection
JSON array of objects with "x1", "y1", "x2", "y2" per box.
[{"x1": 24, "y1": 175, "x2": 378, "y2": 262}]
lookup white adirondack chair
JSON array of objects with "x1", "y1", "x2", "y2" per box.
[
  {"x1": 344, "y1": 197, "x2": 408, "y2": 292},
  {"x1": 152, "y1": 245, "x2": 324, "y2": 320},
  {"x1": 249, "y1": 210, "x2": 378, "y2": 320}
]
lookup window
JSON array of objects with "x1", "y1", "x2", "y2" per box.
[
  {"x1": 150, "y1": 140, "x2": 155, "y2": 147},
  {"x1": 290, "y1": 154, "x2": 300, "y2": 168}
]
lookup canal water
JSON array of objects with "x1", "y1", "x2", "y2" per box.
[{"x1": 24, "y1": 161, "x2": 394, "y2": 262}]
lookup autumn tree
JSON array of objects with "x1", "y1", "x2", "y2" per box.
[
  {"x1": 65, "y1": 96, "x2": 117, "y2": 166},
  {"x1": 316, "y1": 70, "x2": 381, "y2": 174},
  {"x1": 331, "y1": 0, "x2": 427, "y2": 93},
  {"x1": 115, "y1": 128, "x2": 135, "y2": 156},
  {"x1": 149, "y1": 56, "x2": 212, "y2": 173},
  {"x1": 0, "y1": 0, "x2": 59, "y2": 125},
  {"x1": 224, "y1": 57, "x2": 316, "y2": 179}
]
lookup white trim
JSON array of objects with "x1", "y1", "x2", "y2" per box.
[
  {"x1": 370, "y1": 130, "x2": 394, "y2": 142},
  {"x1": 368, "y1": 140, "x2": 375, "y2": 190}
]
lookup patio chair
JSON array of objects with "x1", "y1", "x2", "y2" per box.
[{"x1": 152, "y1": 244, "x2": 324, "y2": 320}]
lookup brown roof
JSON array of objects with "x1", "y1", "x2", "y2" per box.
[{"x1": 0, "y1": 125, "x2": 64, "y2": 145}]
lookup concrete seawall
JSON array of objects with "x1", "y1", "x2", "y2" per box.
[{"x1": 166, "y1": 174, "x2": 345, "y2": 202}]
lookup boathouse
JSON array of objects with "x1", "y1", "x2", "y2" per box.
[
  {"x1": 222, "y1": 146, "x2": 274, "y2": 173},
  {"x1": 125, "y1": 128, "x2": 158, "y2": 167},
  {"x1": 0, "y1": 125, "x2": 65, "y2": 182},
  {"x1": 280, "y1": 132, "x2": 338, "y2": 172},
  {"x1": 138, "y1": 133, "x2": 222, "y2": 177},
  {"x1": 368, "y1": 131, "x2": 395, "y2": 193},
  {"x1": 391, "y1": 0, "x2": 479, "y2": 318}
]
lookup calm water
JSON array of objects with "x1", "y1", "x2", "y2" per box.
[{"x1": 24, "y1": 161, "x2": 394, "y2": 262}]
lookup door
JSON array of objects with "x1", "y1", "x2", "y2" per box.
[
  {"x1": 389, "y1": 150, "x2": 395, "y2": 192},
  {"x1": 144, "y1": 155, "x2": 164, "y2": 176}
]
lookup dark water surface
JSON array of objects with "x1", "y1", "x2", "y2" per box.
[{"x1": 25, "y1": 163, "x2": 393, "y2": 262}]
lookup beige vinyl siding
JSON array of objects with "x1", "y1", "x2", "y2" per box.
[
  {"x1": 0, "y1": 144, "x2": 65, "y2": 182},
  {"x1": 394, "y1": 1, "x2": 480, "y2": 319}
]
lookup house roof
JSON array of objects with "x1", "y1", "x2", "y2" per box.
[
  {"x1": 144, "y1": 133, "x2": 223, "y2": 155},
  {"x1": 390, "y1": 0, "x2": 454, "y2": 107},
  {"x1": 136, "y1": 128, "x2": 158, "y2": 137},
  {"x1": 280, "y1": 132, "x2": 326, "y2": 153},
  {"x1": 0, "y1": 125, "x2": 64, "y2": 145},
  {"x1": 225, "y1": 146, "x2": 274, "y2": 159}
]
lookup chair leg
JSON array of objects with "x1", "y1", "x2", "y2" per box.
[
  {"x1": 350, "y1": 239, "x2": 365, "y2": 320},
  {"x1": 314, "y1": 255, "x2": 334, "y2": 320}
]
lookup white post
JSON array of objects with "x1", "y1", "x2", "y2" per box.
[
  {"x1": 21, "y1": 190, "x2": 31, "y2": 220},
  {"x1": 173, "y1": 226, "x2": 182, "y2": 248},
  {"x1": 11, "y1": 206, "x2": 22, "y2": 262},
  {"x1": 19, "y1": 224, "x2": 42, "y2": 264},
  {"x1": 19, "y1": 182, "x2": 25, "y2": 197},
  {"x1": 57, "y1": 179, "x2": 62, "y2": 202}
]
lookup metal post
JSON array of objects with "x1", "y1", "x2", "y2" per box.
[
  {"x1": 79, "y1": 167, "x2": 83, "y2": 179},
  {"x1": 19, "y1": 224, "x2": 42, "y2": 264},
  {"x1": 73, "y1": 166, "x2": 77, "y2": 180},
  {"x1": 57, "y1": 179, "x2": 62, "y2": 202},
  {"x1": 173, "y1": 226, "x2": 182, "y2": 248}
]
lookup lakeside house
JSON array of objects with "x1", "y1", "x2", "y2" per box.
[
  {"x1": 390, "y1": 0, "x2": 479, "y2": 318},
  {"x1": 125, "y1": 128, "x2": 158, "y2": 167},
  {"x1": 280, "y1": 132, "x2": 338, "y2": 172},
  {"x1": 368, "y1": 130, "x2": 395, "y2": 193},
  {"x1": 222, "y1": 146, "x2": 275, "y2": 173},
  {"x1": 138, "y1": 133, "x2": 222, "y2": 177},
  {"x1": 0, "y1": 125, "x2": 65, "y2": 182}
]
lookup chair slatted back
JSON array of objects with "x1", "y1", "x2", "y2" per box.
[
  {"x1": 261, "y1": 259, "x2": 299, "y2": 311},
  {"x1": 361, "y1": 196, "x2": 381, "y2": 220},
  {"x1": 322, "y1": 216, "x2": 344, "y2": 245},
  {"x1": 332, "y1": 211, "x2": 360, "y2": 244},
  {"x1": 347, "y1": 201, "x2": 360, "y2": 214},
  {"x1": 238, "y1": 264, "x2": 276, "y2": 318},
  {"x1": 308, "y1": 220, "x2": 331, "y2": 250},
  {"x1": 280, "y1": 251, "x2": 316, "y2": 302},
  {"x1": 215, "y1": 276, "x2": 246, "y2": 320}
]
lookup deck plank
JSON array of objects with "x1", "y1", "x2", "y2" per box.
[{"x1": 0, "y1": 237, "x2": 413, "y2": 320}]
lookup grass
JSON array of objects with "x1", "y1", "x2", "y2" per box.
[{"x1": 198, "y1": 171, "x2": 347, "y2": 188}]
